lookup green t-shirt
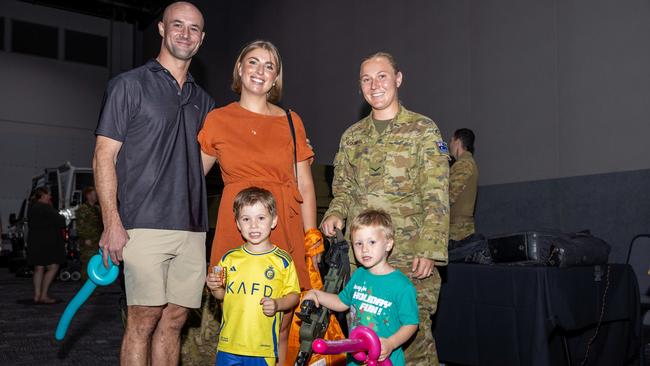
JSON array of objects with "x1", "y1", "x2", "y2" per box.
[
  {"x1": 338, "y1": 267, "x2": 419, "y2": 366},
  {"x1": 372, "y1": 118, "x2": 391, "y2": 134}
]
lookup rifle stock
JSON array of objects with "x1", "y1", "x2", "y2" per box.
[{"x1": 294, "y1": 230, "x2": 350, "y2": 366}]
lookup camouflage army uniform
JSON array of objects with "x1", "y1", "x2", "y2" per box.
[
  {"x1": 325, "y1": 105, "x2": 449, "y2": 366},
  {"x1": 449, "y1": 151, "x2": 478, "y2": 241},
  {"x1": 76, "y1": 202, "x2": 102, "y2": 280},
  {"x1": 180, "y1": 288, "x2": 221, "y2": 365}
]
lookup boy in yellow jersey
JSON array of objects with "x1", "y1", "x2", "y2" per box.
[{"x1": 206, "y1": 187, "x2": 300, "y2": 365}]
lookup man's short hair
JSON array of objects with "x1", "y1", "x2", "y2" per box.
[
  {"x1": 233, "y1": 187, "x2": 277, "y2": 219},
  {"x1": 453, "y1": 128, "x2": 475, "y2": 154},
  {"x1": 349, "y1": 209, "x2": 395, "y2": 242}
]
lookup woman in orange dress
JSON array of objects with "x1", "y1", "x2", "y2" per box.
[{"x1": 198, "y1": 40, "x2": 321, "y2": 365}]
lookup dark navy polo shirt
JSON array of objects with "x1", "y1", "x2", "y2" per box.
[{"x1": 95, "y1": 59, "x2": 216, "y2": 232}]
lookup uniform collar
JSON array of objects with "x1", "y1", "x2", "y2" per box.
[
  {"x1": 361, "y1": 104, "x2": 409, "y2": 130},
  {"x1": 458, "y1": 151, "x2": 473, "y2": 160},
  {"x1": 146, "y1": 58, "x2": 195, "y2": 84}
]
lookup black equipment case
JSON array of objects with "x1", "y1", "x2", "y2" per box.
[{"x1": 487, "y1": 230, "x2": 611, "y2": 267}]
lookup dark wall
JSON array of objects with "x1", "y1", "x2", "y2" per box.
[
  {"x1": 139, "y1": 0, "x2": 650, "y2": 260},
  {"x1": 145, "y1": 0, "x2": 467, "y2": 167},
  {"x1": 475, "y1": 168, "x2": 650, "y2": 263},
  {"x1": 149, "y1": 0, "x2": 650, "y2": 185}
]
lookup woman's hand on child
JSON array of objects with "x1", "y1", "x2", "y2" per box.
[
  {"x1": 260, "y1": 297, "x2": 278, "y2": 316},
  {"x1": 379, "y1": 337, "x2": 395, "y2": 361}
]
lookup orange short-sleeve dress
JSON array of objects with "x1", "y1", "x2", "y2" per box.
[{"x1": 198, "y1": 102, "x2": 314, "y2": 289}]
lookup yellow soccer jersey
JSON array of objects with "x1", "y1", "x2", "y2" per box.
[{"x1": 217, "y1": 245, "x2": 300, "y2": 358}]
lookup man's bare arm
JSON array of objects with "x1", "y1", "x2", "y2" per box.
[{"x1": 93, "y1": 136, "x2": 129, "y2": 267}]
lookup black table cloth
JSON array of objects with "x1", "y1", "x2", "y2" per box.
[{"x1": 433, "y1": 263, "x2": 640, "y2": 366}]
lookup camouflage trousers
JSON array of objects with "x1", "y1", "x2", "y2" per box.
[
  {"x1": 449, "y1": 221, "x2": 475, "y2": 242},
  {"x1": 390, "y1": 253, "x2": 441, "y2": 366},
  {"x1": 180, "y1": 288, "x2": 221, "y2": 365},
  {"x1": 79, "y1": 245, "x2": 97, "y2": 282}
]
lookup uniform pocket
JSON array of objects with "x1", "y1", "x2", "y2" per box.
[
  {"x1": 383, "y1": 141, "x2": 417, "y2": 193},
  {"x1": 342, "y1": 143, "x2": 368, "y2": 187}
]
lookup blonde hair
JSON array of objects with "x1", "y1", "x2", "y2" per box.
[
  {"x1": 349, "y1": 209, "x2": 395, "y2": 242},
  {"x1": 231, "y1": 40, "x2": 283, "y2": 103},
  {"x1": 360, "y1": 51, "x2": 400, "y2": 74}
]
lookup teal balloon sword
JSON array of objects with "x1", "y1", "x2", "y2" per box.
[{"x1": 55, "y1": 249, "x2": 119, "y2": 340}]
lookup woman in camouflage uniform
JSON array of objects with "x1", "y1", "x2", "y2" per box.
[
  {"x1": 321, "y1": 52, "x2": 450, "y2": 366},
  {"x1": 76, "y1": 186, "x2": 102, "y2": 281}
]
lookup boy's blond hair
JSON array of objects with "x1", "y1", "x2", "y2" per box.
[
  {"x1": 233, "y1": 187, "x2": 277, "y2": 219},
  {"x1": 349, "y1": 209, "x2": 395, "y2": 242}
]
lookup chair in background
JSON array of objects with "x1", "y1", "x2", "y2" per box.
[{"x1": 627, "y1": 234, "x2": 650, "y2": 365}]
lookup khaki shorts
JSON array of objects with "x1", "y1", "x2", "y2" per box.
[{"x1": 123, "y1": 229, "x2": 206, "y2": 308}]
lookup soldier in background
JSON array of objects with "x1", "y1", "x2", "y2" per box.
[
  {"x1": 321, "y1": 52, "x2": 450, "y2": 366},
  {"x1": 76, "y1": 186, "x2": 102, "y2": 281},
  {"x1": 448, "y1": 129, "x2": 479, "y2": 241}
]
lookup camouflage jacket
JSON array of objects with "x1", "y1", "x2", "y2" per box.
[
  {"x1": 76, "y1": 203, "x2": 102, "y2": 245},
  {"x1": 325, "y1": 106, "x2": 450, "y2": 264},
  {"x1": 449, "y1": 151, "x2": 478, "y2": 220}
]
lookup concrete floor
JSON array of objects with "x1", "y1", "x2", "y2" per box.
[
  {"x1": 0, "y1": 268, "x2": 122, "y2": 365},
  {"x1": 1, "y1": 266, "x2": 647, "y2": 366}
]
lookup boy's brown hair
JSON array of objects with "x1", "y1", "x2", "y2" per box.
[
  {"x1": 349, "y1": 209, "x2": 395, "y2": 241},
  {"x1": 233, "y1": 187, "x2": 277, "y2": 219}
]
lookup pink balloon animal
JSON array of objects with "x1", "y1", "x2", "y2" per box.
[{"x1": 311, "y1": 325, "x2": 393, "y2": 366}]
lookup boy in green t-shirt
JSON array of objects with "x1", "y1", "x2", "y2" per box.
[
  {"x1": 302, "y1": 209, "x2": 418, "y2": 365},
  {"x1": 206, "y1": 187, "x2": 300, "y2": 365}
]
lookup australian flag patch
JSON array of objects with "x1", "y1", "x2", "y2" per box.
[{"x1": 437, "y1": 141, "x2": 449, "y2": 154}]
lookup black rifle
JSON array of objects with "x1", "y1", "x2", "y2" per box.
[{"x1": 294, "y1": 229, "x2": 350, "y2": 366}]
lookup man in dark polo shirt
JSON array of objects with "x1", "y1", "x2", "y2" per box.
[{"x1": 92, "y1": 2, "x2": 215, "y2": 365}]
